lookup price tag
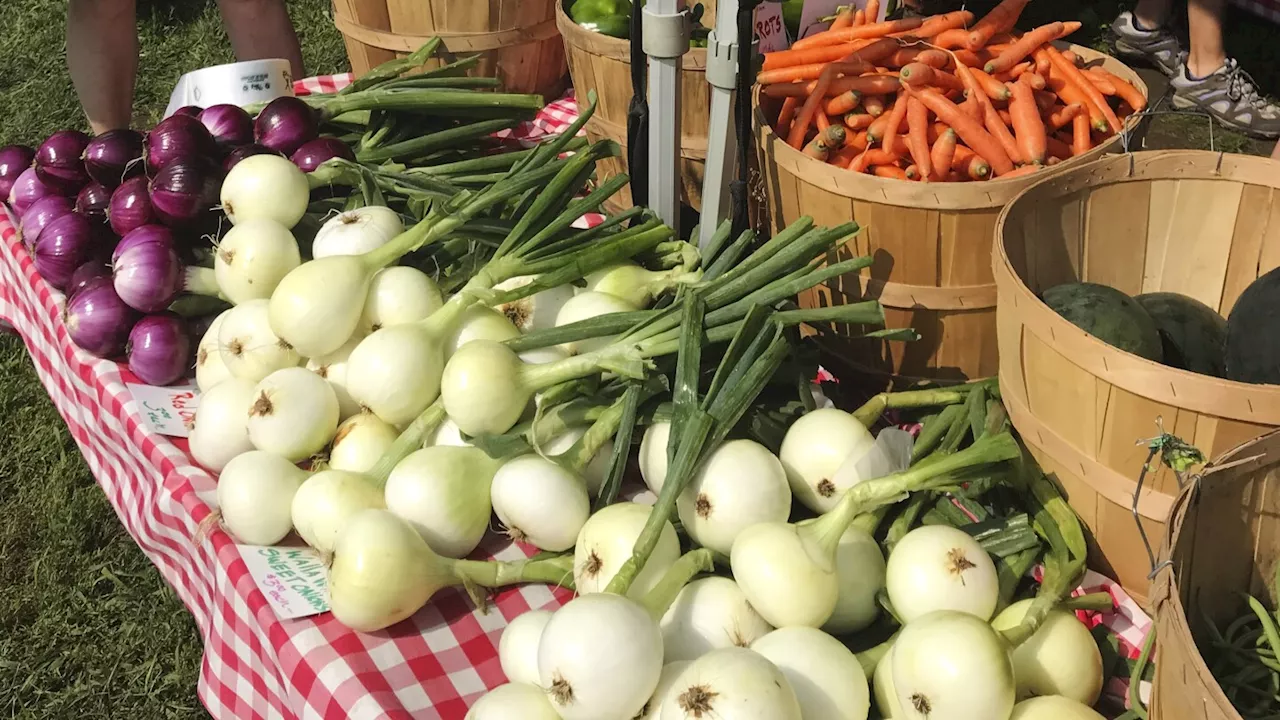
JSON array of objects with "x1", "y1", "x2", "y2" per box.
[
  {"x1": 754, "y1": 2, "x2": 791, "y2": 53},
  {"x1": 237, "y1": 545, "x2": 331, "y2": 620},
  {"x1": 798, "y1": 0, "x2": 843, "y2": 39},
  {"x1": 127, "y1": 382, "x2": 199, "y2": 437}
]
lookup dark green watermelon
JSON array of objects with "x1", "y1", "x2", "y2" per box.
[
  {"x1": 1041, "y1": 283, "x2": 1164, "y2": 362},
  {"x1": 1226, "y1": 267, "x2": 1280, "y2": 384},
  {"x1": 1135, "y1": 292, "x2": 1227, "y2": 377}
]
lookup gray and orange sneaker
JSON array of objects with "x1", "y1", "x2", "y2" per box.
[
  {"x1": 1170, "y1": 59, "x2": 1280, "y2": 139},
  {"x1": 1110, "y1": 10, "x2": 1184, "y2": 77}
]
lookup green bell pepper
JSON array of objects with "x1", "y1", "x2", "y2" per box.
[{"x1": 569, "y1": 0, "x2": 633, "y2": 38}]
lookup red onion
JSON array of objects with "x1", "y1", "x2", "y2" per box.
[
  {"x1": 20, "y1": 195, "x2": 75, "y2": 251},
  {"x1": 9, "y1": 167, "x2": 55, "y2": 216},
  {"x1": 113, "y1": 240, "x2": 183, "y2": 312},
  {"x1": 34, "y1": 211, "x2": 96, "y2": 290},
  {"x1": 145, "y1": 115, "x2": 216, "y2": 173},
  {"x1": 290, "y1": 137, "x2": 356, "y2": 173},
  {"x1": 64, "y1": 277, "x2": 138, "y2": 358},
  {"x1": 34, "y1": 130, "x2": 92, "y2": 194},
  {"x1": 149, "y1": 157, "x2": 222, "y2": 227},
  {"x1": 223, "y1": 143, "x2": 281, "y2": 173},
  {"x1": 112, "y1": 224, "x2": 175, "y2": 264},
  {"x1": 108, "y1": 176, "x2": 157, "y2": 236},
  {"x1": 173, "y1": 106, "x2": 203, "y2": 118},
  {"x1": 83, "y1": 129, "x2": 144, "y2": 187},
  {"x1": 0, "y1": 145, "x2": 34, "y2": 200},
  {"x1": 199, "y1": 104, "x2": 254, "y2": 150},
  {"x1": 254, "y1": 96, "x2": 318, "y2": 156},
  {"x1": 75, "y1": 181, "x2": 112, "y2": 217},
  {"x1": 68, "y1": 260, "x2": 112, "y2": 296},
  {"x1": 127, "y1": 312, "x2": 192, "y2": 385}
]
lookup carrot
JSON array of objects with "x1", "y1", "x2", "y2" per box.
[
  {"x1": 956, "y1": 61, "x2": 1022, "y2": 165},
  {"x1": 832, "y1": 146, "x2": 861, "y2": 168},
  {"x1": 904, "y1": 164, "x2": 922, "y2": 180},
  {"x1": 863, "y1": 94, "x2": 886, "y2": 117},
  {"x1": 915, "y1": 10, "x2": 975, "y2": 38},
  {"x1": 867, "y1": 113, "x2": 892, "y2": 144},
  {"x1": 775, "y1": 96, "x2": 800, "y2": 135},
  {"x1": 910, "y1": 87, "x2": 1014, "y2": 175},
  {"x1": 826, "y1": 90, "x2": 864, "y2": 116},
  {"x1": 762, "y1": 42, "x2": 869, "y2": 72},
  {"x1": 1092, "y1": 68, "x2": 1147, "y2": 112},
  {"x1": 1045, "y1": 134, "x2": 1073, "y2": 159},
  {"x1": 1071, "y1": 112, "x2": 1092, "y2": 155},
  {"x1": 985, "y1": 104, "x2": 1023, "y2": 166},
  {"x1": 866, "y1": 0, "x2": 881, "y2": 23},
  {"x1": 792, "y1": 17, "x2": 925, "y2": 50},
  {"x1": 998, "y1": 108, "x2": 1013, "y2": 126},
  {"x1": 760, "y1": 55, "x2": 874, "y2": 85},
  {"x1": 953, "y1": 145, "x2": 993, "y2": 180},
  {"x1": 882, "y1": 92, "x2": 909, "y2": 156},
  {"x1": 788, "y1": 50, "x2": 897, "y2": 148},
  {"x1": 873, "y1": 165, "x2": 910, "y2": 180},
  {"x1": 984, "y1": 22, "x2": 1065, "y2": 74},
  {"x1": 961, "y1": 94, "x2": 983, "y2": 120},
  {"x1": 1034, "y1": 52, "x2": 1051, "y2": 76},
  {"x1": 970, "y1": 68, "x2": 1011, "y2": 100},
  {"x1": 1046, "y1": 45, "x2": 1121, "y2": 132},
  {"x1": 1062, "y1": 50, "x2": 1083, "y2": 66},
  {"x1": 862, "y1": 148, "x2": 903, "y2": 166},
  {"x1": 847, "y1": 129, "x2": 871, "y2": 150},
  {"x1": 887, "y1": 48, "x2": 951, "y2": 69},
  {"x1": 905, "y1": 96, "x2": 933, "y2": 179},
  {"x1": 999, "y1": 164, "x2": 1044, "y2": 179},
  {"x1": 1044, "y1": 103, "x2": 1083, "y2": 130},
  {"x1": 1019, "y1": 71, "x2": 1047, "y2": 91},
  {"x1": 804, "y1": 125, "x2": 847, "y2": 160},
  {"x1": 845, "y1": 113, "x2": 875, "y2": 130},
  {"x1": 824, "y1": 74, "x2": 902, "y2": 97},
  {"x1": 1033, "y1": 90, "x2": 1057, "y2": 113},
  {"x1": 850, "y1": 149, "x2": 874, "y2": 173},
  {"x1": 816, "y1": 110, "x2": 832, "y2": 132},
  {"x1": 832, "y1": 6, "x2": 856, "y2": 31},
  {"x1": 857, "y1": 9, "x2": 870, "y2": 26},
  {"x1": 934, "y1": 28, "x2": 972, "y2": 49},
  {"x1": 1008, "y1": 77, "x2": 1046, "y2": 164},
  {"x1": 966, "y1": 0, "x2": 1030, "y2": 50},
  {"x1": 930, "y1": 127, "x2": 959, "y2": 177},
  {"x1": 899, "y1": 62, "x2": 936, "y2": 88}
]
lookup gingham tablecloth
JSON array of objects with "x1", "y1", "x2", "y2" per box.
[{"x1": 0, "y1": 74, "x2": 1153, "y2": 719}]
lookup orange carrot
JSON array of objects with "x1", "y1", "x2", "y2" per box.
[
  {"x1": 816, "y1": 110, "x2": 832, "y2": 132},
  {"x1": 850, "y1": 149, "x2": 874, "y2": 173},
  {"x1": 934, "y1": 28, "x2": 972, "y2": 49},
  {"x1": 1044, "y1": 103, "x2": 1083, "y2": 130},
  {"x1": 899, "y1": 62, "x2": 936, "y2": 88},
  {"x1": 882, "y1": 92, "x2": 909, "y2": 156},
  {"x1": 915, "y1": 10, "x2": 974, "y2": 38},
  {"x1": 1085, "y1": 67, "x2": 1118, "y2": 96},
  {"x1": 904, "y1": 164, "x2": 922, "y2": 180},
  {"x1": 1034, "y1": 52, "x2": 1051, "y2": 76},
  {"x1": 826, "y1": 90, "x2": 864, "y2": 116},
  {"x1": 863, "y1": 94, "x2": 886, "y2": 117},
  {"x1": 1019, "y1": 71, "x2": 1047, "y2": 91},
  {"x1": 866, "y1": 0, "x2": 881, "y2": 22},
  {"x1": 999, "y1": 164, "x2": 1044, "y2": 179},
  {"x1": 824, "y1": 74, "x2": 902, "y2": 97},
  {"x1": 845, "y1": 113, "x2": 875, "y2": 130},
  {"x1": 832, "y1": 147, "x2": 861, "y2": 168},
  {"x1": 1092, "y1": 68, "x2": 1147, "y2": 112},
  {"x1": 1045, "y1": 134, "x2": 1073, "y2": 159},
  {"x1": 1071, "y1": 112, "x2": 1092, "y2": 155},
  {"x1": 788, "y1": 49, "x2": 899, "y2": 148},
  {"x1": 961, "y1": 94, "x2": 983, "y2": 120},
  {"x1": 847, "y1": 129, "x2": 871, "y2": 150},
  {"x1": 1008, "y1": 77, "x2": 1046, "y2": 164},
  {"x1": 775, "y1": 96, "x2": 800, "y2": 135},
  {"x1": 953, "y1": 145, "x2": 993, "y2": 180},
  {"x1": 984, "y1": 22, "x2": 1065, "y2": 74},
  {"x1": 985, "y1": 104, "x2": 1023, "y2": 166},
  {"x1": 832, "y1": 6, "x2": 856, "y2": 31},
  {"x1": 951, "y1": 49, "x2": 984, "y2": 69},
  {"x1": 762, "y1": 42, "x2": 869, "y2": 72},
  {"x1": 873, "y1": 165, "x2": 910, "y2": 180},
  {"x1": 804, "y1": 125, "x2": 847, "y2": 160},
  {"x1": 867, "y1": 113, "x2": 892, "y2": 144},
  {"x1": 910, "y1": 87, "x2": 1014, "y2": 175},
  {"x1": 1046, "y1": 45, "x2": 1121, "y2": 132},
  {"x1": 1062, "y1": 50, "x2": 1083, "y2": 66},
  {"x1": 930, "y1": 127, "x2": 958, "y2": 177},
  {"x1": 1033, "y1": 89, "x2": 1057, "y2": 113},
  {"x1": 854, "y1": 9, "x2": 868, "y2": 26},
  {"x1": 966, "y1": 0, "x2": 1030, "y2": 50},
  {"x1": 759, "y1": 56, "x2": 871, "y2": 85},
  {"x1": 970, "y1": 68, "x2": 1011, "y2": 100},
  {"x1": 862, "y1": 148, "x2": 904, "y2": 165},
  {"x1": 905, "y1": 96, "x2": 932, "y2": 179},
  {"x1": 998, "y1": 108, "x2": 1013, "y2": 125},
  {"x1": 956, "y1": 62, "x2": 1022, "y2": 166},
  {"x1": 793, "y1": 17, "x2": 925, "y2": 50},
  {"x1": 887, "y1": 48, "x2": 951, "y2": 69}
]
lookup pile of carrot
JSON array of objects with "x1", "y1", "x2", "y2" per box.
[{"x1": 759, "y1": 0, "x2": 1147, "y2": 182}]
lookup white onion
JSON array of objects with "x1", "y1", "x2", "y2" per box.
[
  {"x1": 637, "y1": 662, "x2": 690, "y2": 720},
  {"x1": 1009, "y1": 696, "x2": 1106, "y2": 720},
  {"x1": 638, "y1": 421, "x2": 671, "y2": 493},
  {"x1": 991, "y1": 599, "x2": 1104, "y2": 705},
  {"x1": 268, "y1": 254, "x2": 378, "y2": 359},
  {"x1": 543, "y1": 426, "x2": 612, "y2": 497},
  {"x1": 495, "y1": 275, "x2": 576, "y2": 333},
  {"x1": 305, "y1": 335, "x2": 365, "y2": 421},
  {"x1": 465, "y1": 683, "x2": 561, "y2": 720},
  {"x1": 218, "y1": 299, "x2": 301, "y2": 383},
  {"x1": 195, "y1": 309, "x2": 233, "y2": 392},
  {"x1": 344, "y1": 323, "x2": 445, "y2": 427},
  {"x1": 660, "y1": 577, "x2": 773, "y2": 663},
  {"x1": 537, "y1": 593, "x2": 664, "y2": 720},
  {"x1": 657, "y1": 646, "x2": 802, "y2": 720},
  {"x1": 491, "y1": 455, "x2": 588, "y2": 551},
  {"x1": 573, "y1": 502, "x2": 679, "y2": 599},
  {"x1": 190, "y1": 377, "x2": 257, "y2": 472},
  {"x1": 779, "y1": 408, "x2": 876, "y2": 514},
  {"x1": 582, "y1": 261, "x2": 673, "y2": 308},
  {"x1": 246, "y1": 367, "x2": 340, "y2": 463},
  {"x1": 446, "y1": 305, "x2": 520, "y2": 359},
  {"x1": 221, "y1": 154, "x2": 310, "y2": 228},
  {"x1": 554, "y1": 291, "x2": 638, "y2": 355},
  {"x1": 384, "y1": 446, "x2": 498, "y2": 558},
  {"x1": 891, "y1": 610, "x2": 1015, "y2": 720},
  {"x1": 519, "y1": 345, "x2": 569, "y2": 366},
  {"x1": 360, "y1": 266, "x2": 443, "y2": 333},
  {"x1": 291, "y1": 469, "x2": 385, "y2": 555},
  {"x1": 874, "y1": 645, "x2": 902, "y2": 719},
  {"x1": 676, "y1": 439, "x2": 791, "y2": 555},
  {"x1": 823, "y1": 526, "x2": 887, "y2": 635},
  {"x1": 216, "y1": 450, "x2": 306, "y2": 545},
  {"x1": 499, "y1": 610, "x2": 553, "y2": 685},
  {"x1": 213, "y1": 218, "x2": 301, "y2": 304},
  {"x1": 425, "y1": 418, "x2": 471, "y2": 448},
  {"x1": 312, "y1": 206, "x2": 404, "y2": 259},
  {"x1": 885, "y1": 525, "x2": 999, "y2": 623},
  {"x1": 751, "y1": 626, "x2": 870, "y2": 720},
  {"x1": 729, "y1": 520, "x2": 839, "y2": 629},
  {"x1": 328, "y1": 412, "x2": 398, "y2": 474},
  {"x1": 441, "y1": 340, "x2": 536, "y2": 437}
]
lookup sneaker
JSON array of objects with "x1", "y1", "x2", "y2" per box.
[
  {"x1": 1110, "y1": 10, "x2": 1185, "y2": 77},
  {"x1": 1171, "y1": 59, "x2": 1280, "y2": 139}
]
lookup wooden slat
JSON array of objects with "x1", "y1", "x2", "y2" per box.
[
  {"x1": 1146, "y1": 179, "x2": 1243, "y2": 307},
  {"x1": 1220, "y1": 184, "x2": 1274, "y2": 315},
  {"x1": 1083, "y1": 180, "x2": 1152, "y2": 297}
]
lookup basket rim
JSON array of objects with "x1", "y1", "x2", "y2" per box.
[{"x1": 993, "y1": 149, "x2": 1280, "y2": 425}]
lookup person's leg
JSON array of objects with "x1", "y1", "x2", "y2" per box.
[
  {"x1": 1111, "y1": 0, "x2": 1184, "y2": 77},
  {"x1": 1133, "y1": 0, "x2": 1175, "y2": 29},
  {"x1": 1186, "y1": 0, "x2": 1228, "y2": 78},
  {"x1": 66, "y1": 0, "x2": 138, "y2": 134},
  {"x1": 217, "y1": 0, "x2": 305, "y2": 80},
  {"x1": 1272, "y1": 139, "x2": 1280, "y2": 161}
]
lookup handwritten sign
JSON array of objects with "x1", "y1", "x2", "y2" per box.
[
  {"x1": 754, "y1": 2, "x2": 791, "y2": 53},
  {"x1": 237, "y1": 545, "x2": 331, "y2": 620},
  {"x1": 126, "y1": 382, "x2": 198, "y2": 437}
]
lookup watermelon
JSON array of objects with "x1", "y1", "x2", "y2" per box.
[
  {"x1": 1135, "y1": 292, "x2": 1227, "y2": 377},
  {"x1": 1226, "y1": 267, "x2": 1280, "y2": 384},
  {"x1": 1041, "y1": 282, "x2": 1163, "y2": 362}
]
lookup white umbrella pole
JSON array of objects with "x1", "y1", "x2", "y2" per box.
[
  {"x1": 697, "y1": 0, "x2": 756, "y2": 250},
  {"x1": 643, "y1": 0, "x2": 690, "y2": 235}
]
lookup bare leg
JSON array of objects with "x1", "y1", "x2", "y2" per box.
[
  {"x1": 1272, "y1": 139, "x2": 1280, "y2": 161},
  {"x1": 1186, "y1": 0, "x2": 1228, "y2": 78},
  {"x1": 217, "y1": 0, "x2": 305, "y2": 80},
  {"x1": 1134, "y1": 0, "x2": 1174, "y2": 29},
  {"x1": 67, "y1": 0, "x2": 138, "y2": 134}
]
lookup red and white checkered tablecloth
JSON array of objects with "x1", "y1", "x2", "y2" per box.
[{"x1": 0, "y1": 74, "x2": 1153, "y2": 720}]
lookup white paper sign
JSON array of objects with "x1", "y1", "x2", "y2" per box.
[
  {"x1": 798, "y1": 0, "x2": 843, "y2": 39},
  {"x1": 754, "y1": 2, "x2": 792, "y2": 53},
  {"x1": 237, "y1": 545, "x2": 331, "y2": 620},
  {"x1": 127, "y1": 382, "x2": 198, "y2": 437},
  {"x1": 164, "y1": 59, "x2": 294, "y2": 118}
]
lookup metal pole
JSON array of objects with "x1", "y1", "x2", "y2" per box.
[
  {"x1": 643, "y1": 0, "x2": 690, "y2": 235},
  {"x1": 697, "y1": 0, "x2": 757, "y2": 250}
]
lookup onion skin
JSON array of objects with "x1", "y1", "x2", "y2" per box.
[
  {"x1": 9, "y1": 167, "x2": 55, "y2": 216},
  {"x1": 0, "y1": 144, "x2": 34, "y2": 200},
  {"x1": 19, "y1": 195, "x2": 75, "y2": 252},
  {"x1": 34, "y1": 211, "x2": 96, "y2": 290},
  {"x1": 254, "y1": 97, "x2": 319, "y2": 156},
  {"x1": 172, "y1": 106, "x2": 203, "y2": 118},
  {"x1": 64, "y1": 277, "x2": 139, "y2": 357},
  {"x1": 198, "y1": 104, "x2": 254, "y2": 150},
  {"x1": 290, "y1": 137, "x2": 355, "y2": 173},
  {"x1": 83, "y1": 129, "x2": 143, "y2": 187},
  {"x1": 75, "y1": 181, "x2": 114, "y2": 238},
  {"x1": 127, "y1": 312, "x2": 192, "y2": 385},
  {"x1": 112, "y1": 224, "x2": 174, "y2": 265},
  {"x1": 68, "y1": 260, "x2": 112, "y2": 296},
  {"x1": 108, "y1": 176, "x2": 157, "y2": 236},
  {"x1": 34, "y1": 130, "x2": 92, "y2": 194},
  {"x1": 149, "y1": 157, "x2": 222, "y2": 228},
  {"x1": 113, "y1": 241, "x2": 183, "y2": 312},
  {"x1": 145, "y1": 114, "x2": 216, "y2": 173},
  {"x1": 222, "y1": 143, "x2": 281, "y2": 173}
]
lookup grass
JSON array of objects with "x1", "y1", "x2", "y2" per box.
[{"x1": 0, "y1": 1, "x2": 346, "y2": 716}]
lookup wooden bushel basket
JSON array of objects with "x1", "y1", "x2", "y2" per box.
[
  {"x1": 1150, "y1": 428, "x2": 1280, "y2": 720},
  {"x1": 755, "y1": 45, "x2": 1146, "y2": 389},
  {"x1": 556, "y1": 0, "x2": 714, "y2": 211},
  {"x1": 332, "y1": 0, "x2": 569, "y2": 98},
  {"x1": 995, "y1": 150, "x2": 1280, "y2": 604}
]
